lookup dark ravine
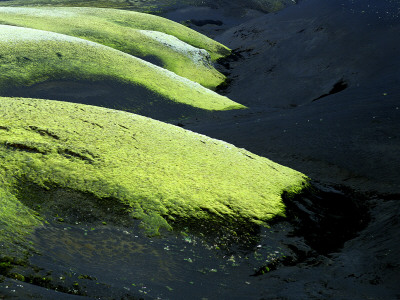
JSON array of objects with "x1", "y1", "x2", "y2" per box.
[{"x1": 1, "y1": 0, "x2": 400, "y2": 299}]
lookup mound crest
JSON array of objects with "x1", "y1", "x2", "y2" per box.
[
  {"x1": 0, "y1": 25, "x2": 244, "y2": 119},
  {"x1": 0, "y1": 6, "x2": 229, "y2": 88},
  {"x1": 0, "y1": 97, "x2": 308, "y2": 246}
]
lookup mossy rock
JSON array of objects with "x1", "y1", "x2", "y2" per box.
[
  {"x1": 0, "y1": 0, "x2": 296, "y2": 14},
  {"x1": 0, "y1": 6, "x2": 229, "y2": 88},
  {"x1": 0, "y1": 97, "x2": 308, "y2": 250},
  {"x1": 0, "y1": 0, "x2": 177, "y2": 12},
  {"x1": 0, "y1": 25, "x2": 243, "y2": 118}
]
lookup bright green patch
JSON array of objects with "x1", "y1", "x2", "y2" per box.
[
  {"x1": 0, "y1": 25, "x2": 243, "y2": 111},
  {"x1": 0, "y1": 179, "x2": 42, "y2": 256},
  {"x1": 0, "y1": 0, "x2": 295, "y2": 14},
  {"x1": 0, "y1": 97, "x2": 308, "y2": 243},
  {"x1": 0, "y1": 0, "x2": 177, "y2": 12},
  {"x1": 0, "y1": 6, "x2": 230, "y2": 88}
]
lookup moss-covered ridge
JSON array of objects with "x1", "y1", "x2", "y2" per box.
[
  {"x1": 0, "y1": 0, "x2": 177, "y2": 12},
  {"x1": 0, "y1": 180, "x2": 41, "y2": 251},
  {"x1": 0, "y1": 6, "x2": 229, "y2": 88},
  {"x1": 0, "y1": 0, "x2": 296, "y2": 14},
  {"x1": 0, "y1": 97, "x2": 308, "y2": 241},
  {"x1": 0, "y1": 25, "x2": 242, "y2": 111}
]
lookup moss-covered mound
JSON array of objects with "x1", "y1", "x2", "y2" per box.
[
  {"x1": 0, "y1": 7, "x2": 229, "y2": 88},
  {"x1": 0, "y1": 97, "x2": 308, "y2": 246},
  {"x1": 0, "y1": 0, "x2": 296, "y2": 14},
  {"x1": 0, "y1": 25, "x2": 243, "y2": 115},
  {"x1": 0, "y1": 0, "x2": 165, "y2": 11}
]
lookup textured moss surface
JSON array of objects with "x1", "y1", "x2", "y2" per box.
[
  {"x1": 0, "y1": 97, "x2": 308, "y2": 243},
  {"x1": 0, "y1": 181, "x2": 41, "y2": 251},
  {"x1": 0, "y1": 7, "x2": 229, "y2": 88},
  {"x1": 0, "y1": 0, "x2": 295, "y2": 14},
  {"x1": 0, "y1": 0, "x2": 177, "y2": 12},
  {"x1": 0, "y1": 25, "x2": 242, "y2": 111}
]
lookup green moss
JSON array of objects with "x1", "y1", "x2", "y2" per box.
[
  {"x1": 0, "y1": 179, "x2": 42, "y2": 253},
  {"x1": 0, "y1": 25, "x2": 243, "y2": 111},
  {"x1": 0, "y1": 97, "x2": 308, "y2": 244},
  {"x1": 0, "y1": 0, "x2": 178, "y2": 12},
  {"x1": 0, "y1": 6, "x2": 230, "y2": 88},
  {"x1": 264, "y1": 0, "x2": 285, "y2": 12},
  {"x1": 0, "y1": 0, "x2": 293, "y2": 14},
  {"x1": 11, "y1": 273, "x2": 25, "y2": 281}
]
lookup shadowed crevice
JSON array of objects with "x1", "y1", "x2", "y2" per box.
[
  {"x1": 282, "y1": 182, "x2": 370, "y2": 255},
  {"x1": 28, "y1": 126, "x2": 60, "y2": 140},
  {"x1": 190, "y1": 19, "x2": 223, "y2": 27},
  {"x1": 313, "y1": 79, "x2": 348, "y2": 101}
]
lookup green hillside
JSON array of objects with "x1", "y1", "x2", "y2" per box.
[
  {"x1": 0, "y1": 0, "x2": 168, "y2": 11},
  {"x1": 0, "y1": 0, "x2": 296, "y2": 13},
  {"x1": 0, "y1": 97, "x2": 308, "y2": 250},
  {"x1": 0, "y1": 7, "x2": 229, "y2": 88},
  {"x1": 0, "y1": 25, "x2": 243, "y2": 114}
]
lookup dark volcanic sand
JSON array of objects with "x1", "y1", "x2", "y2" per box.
[
  {"x1": 187, "y1": 0, "x2": 400, "y2": 193},
  {"x1": 1, "y1": 0, "x2": 400, "y2": 299},
  {"x1": 184, "y1": 0, "x2": 400, "y2": 298}
]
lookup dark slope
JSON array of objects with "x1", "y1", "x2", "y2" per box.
[
  {"x1": 188, "y1": 0, "x2": 400, "y2": 192},
  {"x1": 160, "y1": 0, "x2": 297, "y2": 38},
  {"x1": 179, "y1": 0, "x2": 400, "y2": 298}
]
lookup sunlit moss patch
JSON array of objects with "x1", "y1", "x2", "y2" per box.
[
  {"x1": 0, "y1": 0, "x2": 297, "y2": 14},
  {"x1": 0, "y1": 6, "x2": 229, "y2": 88},
  {"x1": 0, "y1": 97, "x2": 308, "y2": 243},
  {"x1": 0, "y1": 0, "x2": 178, "y2": 12},
  {"x1": 0, "y1": 25, "x2": 243, "y2": 112}
]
